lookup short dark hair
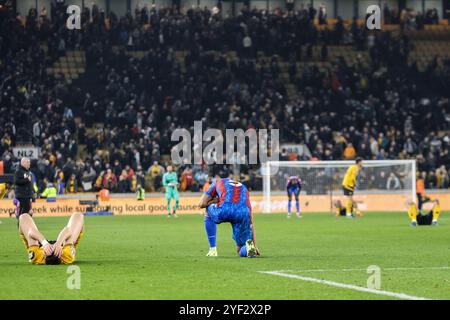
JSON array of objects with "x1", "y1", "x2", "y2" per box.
[
  {"x1": 45, "y1": 254, "x2": 61, "y2": 265},
  {"x1": 355, "y1": 157, "x2": 363, "y2": 164},
  {"x1": 44, "y1": 240, "x2": 61, "y2": 265}
]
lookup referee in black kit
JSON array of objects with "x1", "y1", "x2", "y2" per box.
[{"x1": 14, "y1": 157, "x2": 34, "y2": 218}]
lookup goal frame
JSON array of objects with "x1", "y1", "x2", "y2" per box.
[{"x1": 262, "y1": 160, "x2": 416, "y2": 213}]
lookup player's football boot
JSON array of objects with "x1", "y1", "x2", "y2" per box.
[
  {"x1": 287, "y1": 213, "x2": 291, "y2": 219},
  {"x1": 296, "y1": 213, "x2": 302, "y2": 219},
  {"x1": 246, "y1": 240, "x2": 257, "y2": 258},
  {"x1": 432, "y1": 220, "x2": 438, "y2": 226},
  {"x1": 206, "y1": 248, "x2": 218, "y2": 257},
  {"x1": 411, "y1": 220, "x2": 417, "y2": 227}
]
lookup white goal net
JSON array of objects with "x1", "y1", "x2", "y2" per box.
[{"x1": 262, "y1": 160, "x2": 416, "y2": 213}]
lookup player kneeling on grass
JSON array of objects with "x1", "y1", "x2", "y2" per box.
[
  {"x1": 18, "y1": 212, "x2": 84, "y2": 265},
  {"x1": 198, "y1": 177, "x2": 260, "y2": 258},
  {"x1": 407, "y1": 200, "x2": 441, "y2": 227},
  {"x1": 333, "y1": 200, "x2": 363, "y2": 217}
]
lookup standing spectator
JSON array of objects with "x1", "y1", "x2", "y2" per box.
[
  {"x1": 386, "y1": 173, "x2": 401, "y2": 190},
  {"x1": 343, "y1": 143, "x2": 357, "y2": 160},
  {"x1": 286, "y1": 0, "x2": 294, "y2": 12},
  {"x1": 14, "y1": 158, "x2": 34, "y2": 218},
  {"x1": 102, "y1": 169, "x2": 117, "y2": 191},
  {"x1": 318, "y1": 4, "x2": 327, "y2": 25},
  {"x1": 66, "y1": 174, "x2": 78, "y2": 193}
]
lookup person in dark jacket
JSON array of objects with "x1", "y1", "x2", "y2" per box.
[{"x1": 14, "y1": 158, "x2": 34, "y2": 218}]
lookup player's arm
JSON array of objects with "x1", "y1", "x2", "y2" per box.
[
  {"x1": 198, "y1": 193, "x2": 212, "y2": 209},
  {"x1": 247, "y1": 194, "x2": 260, "y2": 256},
  {"x1": 199, "y1": 181, "x2": 218, "y2": 208},
  {"x1": 250, "y1": 215, "x2": 260, "y2": 256},
  {"x1": 19, "y1": 214, "x2": 53, "y2": 256},
  {"x1": 162, "y1": 173, "x2": 168, "y2": 187},
  {"x1": 15, "y1": 170, "x2": 31, "y2": 185},
  {"x1": 53, "y1": 227, "x2": 73, "y2": 258}
]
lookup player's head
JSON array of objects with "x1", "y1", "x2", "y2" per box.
[
  {"x1": 45, "y1": 254, "x2": 61, "y2": 265},
  {"x1": 44, "y1": 241, "x2": 61, "y2": 265},
  {"x1": 167, "y1": 165, "x2": 173, "y2": 172},
  {"x1": 21, "y1": 157, "x2": 31, "y2": 170},
  {"x1": 355, "y1": 157, "x2": 363, "y2": 168}
]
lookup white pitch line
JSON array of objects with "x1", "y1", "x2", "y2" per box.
[
  {"x1": 259, "y1": 271, "x2": 432, "y2": 300},
  {"x1": 266, "y1": 266, "x2": 450, "y2": 273}
]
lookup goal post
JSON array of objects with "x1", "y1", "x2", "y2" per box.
[{"x1": 262, "y1": 160, "x2": 416, "y2": 213}]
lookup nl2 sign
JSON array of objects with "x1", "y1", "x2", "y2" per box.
[{"x1": 13, "y1": 147, "x2": 40, "y2": 159}]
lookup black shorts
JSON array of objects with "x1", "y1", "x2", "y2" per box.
[
  {"x1": 342, "y1": 187, "x2": 354, "y2": 196},
  {"x1": 417, "y1": 212, "x2": 433, "y2": 225},
  {"x1": 15, "y1": 198, "x2": 32, "y2": 219}
]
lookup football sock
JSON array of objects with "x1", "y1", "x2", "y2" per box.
[
  {"x1": 204, "y1": 215, "x2": 217, "y2": 248},
  {"x1": 174, "y1": 197, "x2": 179, "y2": 212},
  {"x1": 432, "y1": 204, "x2": 440, "y2": 222},
  {"x1": 288, "y1": 200, "x2": 292, "y2": 214},
  {"x1": 167, "y1": 198, "x2": 171, "y2": 215},
  {"x1": 408, "y1": 203, "x2": 418, "y2": 222},
  {"x1": 346, "y1": 199, "x2": 353, "y2": 216},
  {"x1": 295, "y1": 200, "x2": 300, "y2": 214}
]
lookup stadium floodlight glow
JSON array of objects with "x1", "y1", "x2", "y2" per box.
[{"x1": 262, "y1": 160, "x2": 416, "y2": 213}]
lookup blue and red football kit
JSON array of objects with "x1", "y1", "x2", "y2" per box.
[{"x1": 204, "y1": 178, "x2": 255, "y2": 251}]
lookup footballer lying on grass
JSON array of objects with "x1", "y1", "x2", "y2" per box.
[
  {"x1": 198, "y1": 177, "x2": 260, "y2": 258},
  {"x1": 18, "y1": 212, "x2": 84, "y2": 265},
  {"x1": 407, "y1": 199, "x2": 441, "y2": 226}
]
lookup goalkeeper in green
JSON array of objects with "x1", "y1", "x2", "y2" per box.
[{"x1": 163, "y1": 165, "x2": 179, "y2": 217}]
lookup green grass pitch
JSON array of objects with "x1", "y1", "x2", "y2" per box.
[{"x1": 0, "y1": 212, "x2": 449, "y2": 300}]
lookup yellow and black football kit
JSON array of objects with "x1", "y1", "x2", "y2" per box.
[
  {"x1": 342, "y1": 164, "x2": 360, "y2": 194},
  {"x1": 409, "y1": 203, "x2": 441, "y2": 226},
  {"x1": 342, "y1": 164, "x2": 360, "y2": 215},
  {"x1": 335, "y1": 204, "x2": 363, "y2": 217},
  {"x1": 20, "y1": 232, "x2": 83, "y2": 265}
]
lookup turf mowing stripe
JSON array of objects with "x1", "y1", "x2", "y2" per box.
[{"x1": 259, "y1": 271, "x2": 432, "y2": 300}]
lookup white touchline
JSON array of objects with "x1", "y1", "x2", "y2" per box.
[
  {"x1": 259, "y1": 271, "x2": 432, "y2": 300},
  {"x1": 266, "y1": 266, "x2": 450, "y2": 273}
]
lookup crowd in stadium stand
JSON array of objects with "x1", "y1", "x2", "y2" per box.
[
  {"x1": 0, "y1": 3, "x2": 449, "y2": 195},
  {"x1": 381, "y1": 3, "x2": 441, "y2": 30}
]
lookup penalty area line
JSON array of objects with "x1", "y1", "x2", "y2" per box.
[{"x1": 259, "y1": 271, "x2": 432, "y2": 300}]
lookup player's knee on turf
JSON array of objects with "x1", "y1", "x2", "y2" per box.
[{"x1": 238, "y1": 246, "x2": 247, "y2": 257}]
